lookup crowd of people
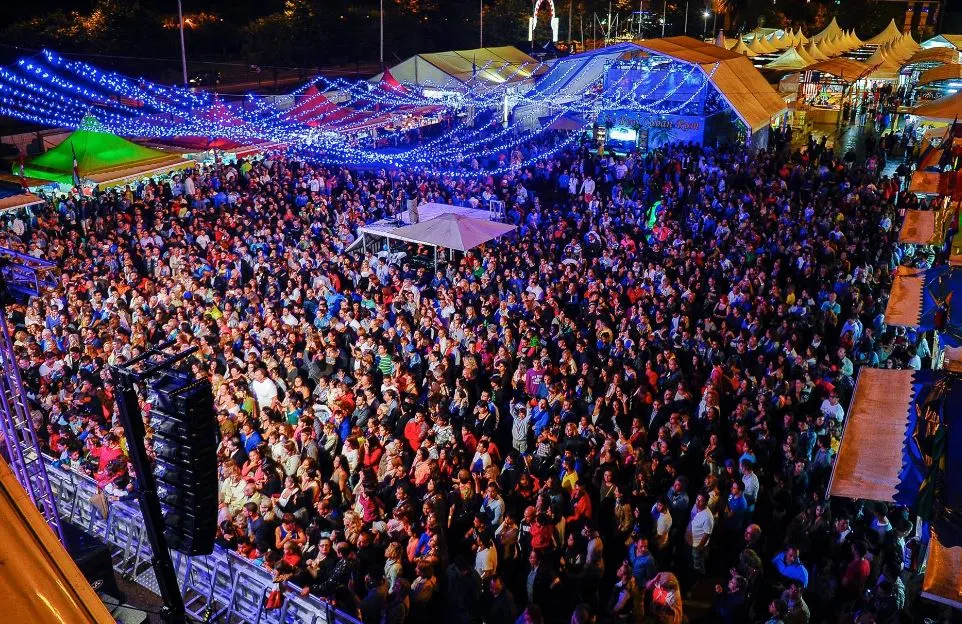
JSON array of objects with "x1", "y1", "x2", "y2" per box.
[{"x1": 2, "y1": 124, "x2": 929, "y2": 623}]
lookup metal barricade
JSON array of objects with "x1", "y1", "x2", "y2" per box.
[
  {"x1": 226, "y1": 550, "x2": 274, "y2": 623},
  {"x1": 40, "y1": 456, "x2": 361, "y2": 624},
  {"x1": 104, "y1": 502, "x2": 145, "y2": 577},
  {"x1": 278, "y1": 586, "x2": 323, "y2": 624}
]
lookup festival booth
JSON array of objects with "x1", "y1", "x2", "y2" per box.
[
  {"x1": 795, "y1": 58, "x2": 871, "y2": 125},
  {"x1": 907, "y1": 91, "x2": 962, "y2": 156},
  {"x1": 915, "y1": 64, "x2": 962, "y2": 103},
  {"x1": 347, "y1": 203, "x2": 516, "y2": 270},
  {"x1": 829, "y1": 366, "x2": 962, "y2": 610},
  {"x1": 596, "y1": 37, "x2": 786, "y2": 153},
  {"x1": 912, "y1": 89, "x2": 962, "y2": 124},
  {"x1": 0, "y1": 185, "x2": 45, "y2": 214},
  {"x1": 899, "y1": 203, "x2": 956, "y2": 246},
  {"x1": 22, "y1": 117, "x2": 189, "y2": 192},
  {"x1": 832, "y1": 252, "x2": 962, "y2": 610}
]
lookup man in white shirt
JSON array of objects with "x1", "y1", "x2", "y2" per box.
[
  {"x1": 251, "y1": 367, "x2": 278, "y2": 409},
  {"x1": 819, "y1": 393, "x2": 845, "y2": 423},
  {"x1": 475, "y1": 533, "x2": 498, "y2": 580},
  {"x1": 686, "y1": 492, "x2": 714, "y2": 576},
  {"x1": 652, "y1": 497, "x2": 673, "y2": 553}
]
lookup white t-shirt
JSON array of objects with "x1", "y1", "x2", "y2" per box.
[
  {"x1": 251, "y1": 377, "x2": 278, "y2": 408},
  {"x1": 687, "y1": 507, "x2": 714, "y2": 547},
  {"x1": 820, "y1": 399, "x2": 845, "y2": 422},
  {"x1": 475, "y1": 545, "x2": 497, "y2": 579},
  {"x1": 655, "y1": 510, "x2": 673, "y2": 547}
]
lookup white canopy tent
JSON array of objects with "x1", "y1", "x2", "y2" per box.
[
  {"x1": 346, "y1": 203, "x2": 516, "y2": 268},
  {"x1": 382, "y1": 213, "x2": 517, "y2": 252}
]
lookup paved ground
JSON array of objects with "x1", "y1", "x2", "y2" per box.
[{"x1": 101, "y1": 577, "x2": 164, "y2": 623}]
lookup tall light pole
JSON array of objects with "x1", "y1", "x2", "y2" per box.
[
  {"x1": 638, "y1": 0, "x2": 644, "y2": 38},
  {"x1": 683, "y1": 0, "x2": 689, "y2": 34},
  {"x1": 177, "y1": 0, "x2": 188, "y2": 86},
  {"x1": 661, "y1": 0, "x2": 666, "y2": 37},
  {"x1": 702, "y1": 9, "x2": 709, "y2": 37}
]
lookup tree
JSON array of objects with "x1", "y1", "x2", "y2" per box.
[{"x1": 241, "y1": 14, "x2": 303, "y2": 68}]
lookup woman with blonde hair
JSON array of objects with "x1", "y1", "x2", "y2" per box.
[
  {"x1": 646, "y1": 571, "x2": 683, "y2": 624},
  {"x1": 383, "y1": 541, "x2": 404, "y2": 590}
]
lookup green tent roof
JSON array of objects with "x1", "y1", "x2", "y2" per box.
[{"x1": 24, "y1": 117, "x2": 183, "y2": 185}]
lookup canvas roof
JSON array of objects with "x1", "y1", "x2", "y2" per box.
[
  {"x1": 811, "y1": 17, "x2": 844, "y2": 44},
  {"x1": 913, "y1": 89, "x2": 962, "y2": 121},
  {"x1": 805, "y1": 42, "x2": 830, "y2": 62},
  {"x1": 806, "y1": 58, "x2": 871, "y2": 82},
  {"x1": 902, "y1": 47, "x2": 960, "y2": 69},
  {"x1": 22, "y1": 116, "x2": 186, "y2": 186},
  {"x1": 923, "y1": 34, "x2": 962, "y2": 52},
  {"x1": 796, "y1": 45, "x2": 818, "y2": 66},
  {"x1": 755, "y1": 36, "x2": 778, "y2": 54},
  {"x1": 635, "y1": 37, "x2": 786, "y2": 132},
  {"x1": 918, "y1": 63, "x2": 962, "y2": 87},
  {"x1": 899, "y1": 204, "x2": 954, "y2": 245},
  {"x1": 748, "y1": 38, "x2": 770, "y2": 55},
  {"x1": 284, "y1": 84, "x2": 338, "y2": 124},
  {"x1": 848, "y1": 30, "x2": 863, "y2": 48},
  {"x1": 828, "y1": 367, "x2": 919, "y2": 502},
  {"x1": 0, "y1": 188, "x2": 44, "y2": 213},
  {"x1": 378, "y1": 46, "x2": 544, "y2": 88},
  {"x1": 384, "y1": 213, "x2": 517, "y2": 251},
  {"x1": 765, "y1": 47, "x2": 811, "y2": 71},
  {"x1": 525, "y1": 42, "x2": 642, "y2": 102},
  {"x1": 866, "y1": 19, "x2": 903, "y2": 46},
  {"x1": 730, "y1": 40, "x2": 756, "y2": 57},
  {"x1": 865, "y1": 43, "x2": 902, "y2": 70}
]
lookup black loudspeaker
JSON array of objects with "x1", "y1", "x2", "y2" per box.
[
  {"x1": 148, "y1": 372, "x2": 218, "y2": 556},
  {"x1": 62, "y1": 520, "x2": 124, "y2": 600}
]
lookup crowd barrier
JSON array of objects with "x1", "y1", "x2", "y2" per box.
[{"x1": 43, "y1": 457, "x2": 362, "y2": 624}]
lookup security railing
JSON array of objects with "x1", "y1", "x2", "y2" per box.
[{"x1": 43, "y1": 457, "x2": 362, "y2": 624}]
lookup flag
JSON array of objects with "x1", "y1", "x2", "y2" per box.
[{"x1": 71, "y1": 142, "x2": 81, "y2": 187}]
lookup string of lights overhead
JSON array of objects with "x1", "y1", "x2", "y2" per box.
[{"x1": 0, "y1": 48, "x2": 724, "y2": 176}]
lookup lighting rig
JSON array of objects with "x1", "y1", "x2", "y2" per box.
[{"x1": 0, "y1": 243, "x2": 64, "y2": 542}]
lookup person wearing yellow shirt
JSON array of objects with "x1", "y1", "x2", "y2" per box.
[{"x1": 561, "y1": 457, "x2": 579, "y2": 493}]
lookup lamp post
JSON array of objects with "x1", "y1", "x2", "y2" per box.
[
  {"x1": 683, "y1": 1, "x2": 689, "y2": 34},
  {"x1": 177, "y1": 0, "x2": 188, "y2": 86},
  {"x1": 702, "y1": 10, "x2": 709, "y2": 37}
]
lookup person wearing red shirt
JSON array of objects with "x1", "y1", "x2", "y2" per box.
[
  {"x1": 96, "y1": 433, "x2": 125, "y2": 474},
  {"x1": 840, "y1": 541, "x2": 871, "y2": 599},
  {"x1": 566, "y1": 481, "x2": 593, "y2": 530},
  {"x1": 404, "y1": 412, "x2": 428, "y2": 451},
  {"x1": 529, "y1": 513, "x2": 556, "y2": 554}
]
